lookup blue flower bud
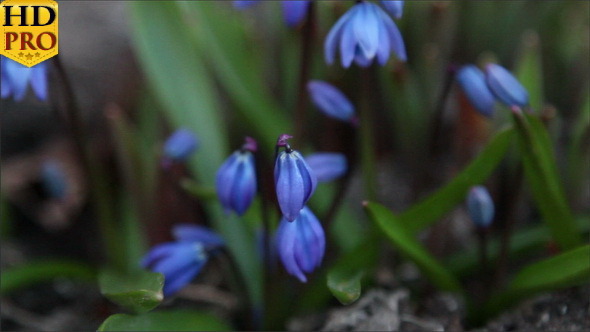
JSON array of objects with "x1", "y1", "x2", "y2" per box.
[
  {"x1": 307, "y1": 80, "x2": 356, "y2": 124},
  {"x1": 456, "y1": 65, "x2": 496, "y2": 117},
  {"x1": 274, "y1": 136, "x2": 317, "y2": 221},
  {"x1": 41, "y1": 160, "x2": 67, "y2": 200},
  {"x1": 467, "y1": 186, "x2": 495, "y2": 228},
  {"x1": 216, "y1": 138, "x2": 257, "y2": 216},
  {"x1": 163, "y1": 129, "x2": 199, "y2": 163},
  {"x1": 282, "y1": 1, "x2": 310, "y2": 27},
  {"x1": 141, "y1": 224, "x2": 223, "y2": 296},
  {"x1": 485, "y1": 64, "x2": 529, "y2": 108},
  {"x1": 325, "y1": 2, "x2": 406, "y2": 68},
  {"x1": 305, "y1": 152, "x2": 347, "y2": 183},
  {"x1": 380, "y1": 1, "x2": 404, "y2": 19},
  {"x1": 233, "y1": 0, "x2": 258, "y2": 9},
  {"x1": 276, "y1": 206, "x2": 325, "y2": 282},
  {"x1": 1, "y1": 56, "x2": 48, "y2": 101}
]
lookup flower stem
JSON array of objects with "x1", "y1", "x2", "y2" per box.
[
  {"x1": 358, "y1": 68, "x2": 378, "y2": 201},
  {"x1": 293, "y1": 2, "x2": 316, "y2": 143}
]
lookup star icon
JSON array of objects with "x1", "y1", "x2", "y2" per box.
[
  {"x1": 18, "y1": 52, "x2": 24, "y2": 57},
  {"x1": 25, "y1": 53, "x2": 34, "y2": 60},
  {"x1": 35, "y1": 52, "x2": 40, "y2": 57}
]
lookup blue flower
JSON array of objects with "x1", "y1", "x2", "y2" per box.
[
  {"x1": 142, "y1": 224, "x2": 224, "y2": 296},
  {"x1": 325, "y1": 2, "x2": 407, "y2": 68},
  {"x1": 380, "y1": 1, "x2": 404, "y2": 19},
  {"x1": 485, "y1": 64, "x2": 529, "y2": 108},
  {"x1": 1, "y1": 56, "x2": 48, "y2": 101},
  {"x1": 162, "y1": 129, "x2": 199, "y2": 164},
  {"x1": 282, "y1": 1, "x2": 311, "y2": 27},
  {"x1": 216, "y1": 137, "x2": 258, "y2": 216},
  {"x1": 467, "y1": 186, "x2": 495, "y2": 228},
  {"x1": 233, "y1": 0, "x2": 310, "y2": 27},
  {"x1": 275, "y1": 135, "x2": 317, "y2": 221},
  {"x1": 41, "y1": 160, "x2": 67, "y2": 200},
  {"x1": 305, "y1": 152, "x2": 348, "y2": 183},
  {"x1": 275, "y1": 206, "x2": 325, "y2": 282},
  {"x1": 456, "y1": 65, "x2": 496, "y2": 117},
  {"x1": 307, "y1": 80, "x2": 357, "y2": 124}
]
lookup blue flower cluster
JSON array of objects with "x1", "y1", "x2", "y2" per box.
[
  {"x1": 456, "y1": 63, "x2": 529, "y2": 117},
  {"x1": 142, "y1": 224, "x2": 224, "y2": 296}
]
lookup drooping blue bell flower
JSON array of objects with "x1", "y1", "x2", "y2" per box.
[
  {"x1": 307, "y1": 80, "x2": 357, "y2": 124},
  {"x1": 275, "y1": 206, "x2": 325, "y2": 282},
  {"x1": 216, "y1": 137, "x2": 258, "y2": 216},
  {"x1": 162, "y1": 129, "x2": 199, "y2": 164},
  {"x1": 485, "y1": 64, "x2": 529, "y2": 108},
  {"x1": 305, "y1": 153, "x2": 347, "y2": 183},
  {"x1": 380, "y1": 1, "x2": 404, "y2": 19},
  {"x1": 233, "y1": 0, "x2": 311, "y2": 27},
  {"x1": 467, "y1": 186, "x2": 495, "y2": 228},
  {"x1": 41, "y1": 160, "x2": 67, "y2": 200},
  {"x1": 325, "y1": 1, "x2": 407, "y2": 68},
  {"x1": 456, "y1": 65, "x2": 496, "y2": 117},
  {"x1": 274, "y1": 135, "x2": 317, "y2": 221},
  {"x1": 1, "y1": 56, "x2": 48, "y2": 101},
  {"x1": 142, "y1": 224, "x2": 224, "y2": 297}
]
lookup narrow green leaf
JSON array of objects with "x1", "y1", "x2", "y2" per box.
[
  {"x1": 400, "y1": 127, "x2": 514, "y2": 234},
  {"x1": 484, "y1": 245, "x2": 590, "y2": 319},
  {"x1": 448, "y1": 216, "x2": 590, "y2": 277},
  {"x1": 129, "y1": 2, "x2": 228, "y2": 183},
  {"x1": 182, "y1": 2, "x2": 289, "y2": 149},
  {"x1": 515, "y1": 31, "x2": 544, "y2": 111},
  {"x1": 364, "y1": 202, "x2": 462, "y2": 292},
  {"x1": 98, "y1": 310, "x2": 231, "y2": 331},
  {"x1": 99, "y1": 268, "x2": 164, "y2": 314},
  {"x1": 1, "y1": 260, "x2": 95, "y2": 295},
  {"x1": 327, "y1": 270, "x2": 364, "y2": 305},
  {"x1": 513, "y1": 112, "x2": 581, "y2": 249}
]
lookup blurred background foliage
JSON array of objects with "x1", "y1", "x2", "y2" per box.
[{"x1": 1, "y1": 1, "x2": 588, "y2": 330}]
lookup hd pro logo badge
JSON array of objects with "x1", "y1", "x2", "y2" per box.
[{"x1": 2, "y1": 0, "x2": 58, "y2": 67}]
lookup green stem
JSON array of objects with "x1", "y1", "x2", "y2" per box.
[
  {"x1": 358, "y1": 69, "x2": 378, "y2": 201},
  {"x1": 293, "y1": 2, "x2": 316, "y2": 143}
]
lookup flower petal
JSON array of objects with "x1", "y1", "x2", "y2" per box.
[
  {"x1": 305, "y1": 152, "x2": 347, "y2": 182},
  {"x1": 172, "y1": 224, "x2": 225, "y2": 247},
  {"x1": 456, "y1": 65, "x2": 496, "y2": 117},
  {"x1": 307, "y1": 80, "x2": 355, "y2": 122},
  {"x1": 485, "y1": 64, "x2": 529, "y2": 108},
  {"x1": 282, "y1": 0, "x2": 310, "y2": 27}
]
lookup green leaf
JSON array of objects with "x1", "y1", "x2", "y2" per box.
[
  {"x1": 1, "y1": 260, "x2": 95, "y2": 295},
  {"x1": 512, "y1": 112, "x2": 581, "y2": 250},
  {"x1": 98, "y1": 310, "x2": 231, "y2": 331},
  {"x1": 448, "y1": 216, "x2": 590, "y2": 277},
  {"x1": 364, "y1": 202, "x2": 462, "y2": 292},
  {"x1": 516, "y1": 31, "x2": 544, "y2": 111},
  {"x1": 129, "y1": 2, "x2": 228, "y2": 184},
  {"x1": 99, "y1": 268, "x2": 164, "y2": 314},
  {"x1": 181, "y1": 2, "x2": 289, "y2": 149},
  {"x1": 327, "y1": 270, "x2": 364, "y2": 305},
  {"x1": 400, "y1": 127, "x2": 514, "y2": 234},
  {"x1": 180, "y1": 179, "x2": 217, "y2": 201},
  {"x1": 484, "y1": 245, "x2": 590, "y2": 319}
]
